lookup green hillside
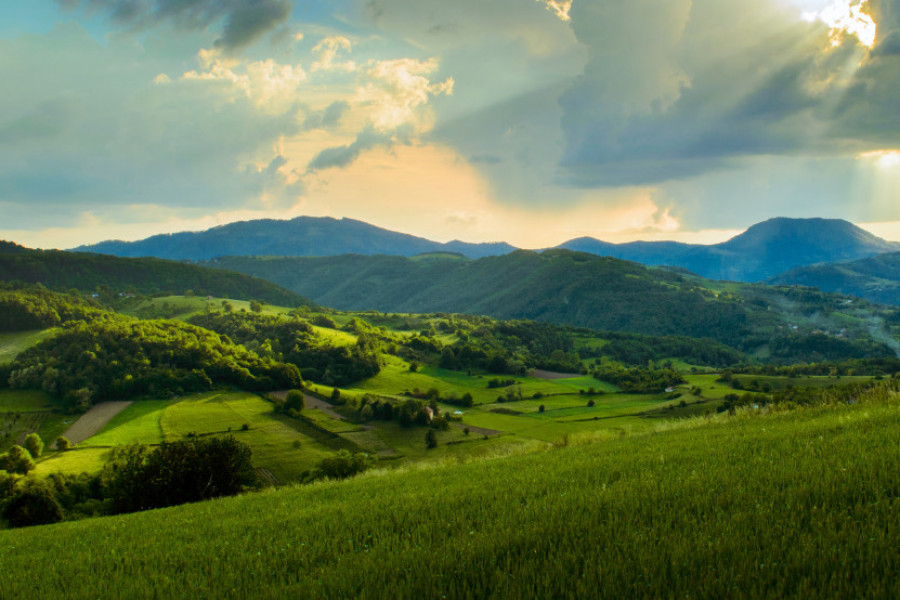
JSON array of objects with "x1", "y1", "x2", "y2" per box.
[
  {"x1": 1, "y1": 385, "x2": 897, "y2": 598},
  {"x1": 0, "y1": 243, "x2": 312, "y2": 307},
  {"x1": 768, "y1": 251, "x2": 900, "y2": 306},
  {"x1": 209, "y1": 250, "x2": 900, "y2": 360}
]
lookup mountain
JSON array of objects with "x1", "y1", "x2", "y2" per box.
[
  {"x1": 74, "y1": 217, "x2": 517, "y2": 260},
  {"x1": 767, "y1": 251, "x2": 900, "y2": 306},
  {"x1": 557, "y1": 218, "x2": 900, "y2": 282},
  {"x1": 0, "y1": 243, "x2": 312, "y2": 307},
  {"x1": 208, "y1": 249, "x2": 900, "y2": 361}
]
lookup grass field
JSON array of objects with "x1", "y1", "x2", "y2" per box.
[
  {"x1": 55, "y1": 392, "x2": 350, "y2": 482},
  {"x1": 2, "y1": 390, "x2": 898, "y2": 598},
  {"x1": 0, "y1": 329, "x2": 54, "y2": 363}
]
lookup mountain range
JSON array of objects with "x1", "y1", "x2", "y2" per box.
[
  {"x1": 75, "y1": 217, "x2": 517, "y2": 261},
  {"x1": 75, "y1": 216, "x2": 900, "y2": 284}
]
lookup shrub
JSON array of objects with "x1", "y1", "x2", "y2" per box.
[
  {"x1": 56, "y1": 436, "x2": 71, "y2": 451},
  {"x1": 2, "y1": 485, "x2": 63, "y2": 528},
  {"x1": 284, "y1": 390, "x2": 305, "y2": 413},
  {"x1": 425, "y1": 429, "x2": 438, "y2": 449},
  {"x1": 23, "y1": 433, "x2": 43, "y2": 459}
]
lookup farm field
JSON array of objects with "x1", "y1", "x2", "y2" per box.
[
  {"x1": 0, "y1": 389, "x2": 68, "y2": 453},
  {"x1": 2, "y1": 388, "x2": 898, "y2": 598},
  {"x1": 24, "y1": 363, "x2": 877, "y2": 484}
]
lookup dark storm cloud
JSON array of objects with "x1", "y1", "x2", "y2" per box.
[
  {"x1": 306, "y1": 128, "x2": 392, "y2": 172},
  {"x1": 58, "y1": 0, "x2": 292, "y2": 50}
]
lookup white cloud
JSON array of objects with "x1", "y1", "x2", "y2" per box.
[
  {"x1": 311, "y1": 36, "x2": 356, "y2": 72},
  {"x1": 182, "y1": 50, "x2": 307, "y2": 113},
  {"x1": 359, "y1": 58, "x2": 454, "y2": 132}
]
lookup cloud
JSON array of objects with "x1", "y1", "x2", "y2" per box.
[
  {"x1": 182, "y1": 49, "x2": 307, "y2": 113},
  {"x1": 306, "y1": 128, "x2": 393, "y2": 171},
  {"x1": 360, "y1": 58, "x2": 454, "y2": 132},
  {"x1": 57, "y1": 0, "x2": 291, "y2": 51},
  {"x1": 311, "y1": 36, "x2": 356, "y2": 72},
  {"x1": 554, "y1": 0, "x2": 900, "y2": 187},
  {"x1": 0, "y1": 23, "x2": 304, "y2": 231}
]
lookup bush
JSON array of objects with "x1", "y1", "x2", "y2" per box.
[
  {"x1": 425, "y1": 429, "x2": 438, "y2": 449},
  {"x1": 56, "y1": 436, "x2": 71, "y2": 451},
  {"x1": 312, "y1": 450, "x2": 375, "y2": 481},
  {"x1": 23, "y1": 433, "x2": 43, "y2": 459},
  {"x1": 284, "y1": 389, "x2": 305, "y2": 413},
  {"x1": 2, "y1": 485, "x2": 63, "y2": 528}
]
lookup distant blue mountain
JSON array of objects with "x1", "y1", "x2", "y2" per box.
[
  {"x1": 75, "y1": 216, "x2": 517, "y2": 261},
  {"x1": 557, "y1": 218, "x2": 900, "y2": 281}
]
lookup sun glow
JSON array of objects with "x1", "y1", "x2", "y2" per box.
[
  {"x1": 802, "y1": 0, "x2": 877, "y2": 48},
  {"x1": 858, "y1": 149, "x2": 900, "y2": 169}
]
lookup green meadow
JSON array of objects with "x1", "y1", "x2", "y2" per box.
[{"x1": 2, "y1": 390, "x2": 898, "y2": 599}]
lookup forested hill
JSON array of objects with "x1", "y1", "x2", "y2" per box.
[
  {"x1": 208, "y1": 249, "x2": 900, "y2": 358},
  {"x1": 0, "y1": 243, "x2": 312, "y2": 307},
  {"x1": 766, "y1": 251, "x2": 900, "y2": 306},
  {"x1": 74, "y1": 216, "x2": 517, "y2": 260}
]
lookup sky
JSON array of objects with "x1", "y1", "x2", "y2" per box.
[{"x1": 2, "y1": 0, "x2": 900, "y2": 249}]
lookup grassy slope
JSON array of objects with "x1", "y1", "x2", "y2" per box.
[
  {"x1": 1, "y1": 396, "x2": 897, "y2": 599},
  {"x1": 0, "y1": 329, "x2": 55, "y2": 363}
]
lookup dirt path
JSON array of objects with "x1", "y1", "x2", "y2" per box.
[
  {"x1": 270, "y1": 391, "x2": 349, "y2": 421},
  {"x1": 58, "y1": 401, "x2": 132, "y2": 447},
  {"x1": 453, "y1": 423, "x2": 503, "y2": 437},
  {"x1": 531, "y1": 369, "x2": 583, "y2": 380}
]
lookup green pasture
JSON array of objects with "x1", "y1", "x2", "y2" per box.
[
  {"x1": 0, "y1": 329, "x2": 55, "y2": 363},
  {"x1": 6, "y1": 388, "x2": 898, "y2": 599}
]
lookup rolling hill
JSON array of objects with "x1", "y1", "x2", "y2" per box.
[
  {"x1": 767, "y1": 251, "x2": 900, "y2": 306},
  {"x1": 0, "y1": 242, "x2": 312, "y2": 307},
  {"x1": 74, "y1": 216, "x2": 517, "y2": 260},
  {"x1": 208, "y1": 249, "x2": 900, "y2": 359}
]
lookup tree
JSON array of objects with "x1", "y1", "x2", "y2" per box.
[
  {"x1": 313, "y1": 450, "x2": 375, "y2": 481},
  {"x1": 249, "y1": 300, "x2": 263, "y2": 313},
  {"x1": 23, "y1": 433, "x2": 43, "y2": 459},
  {"x1": 538, "y1": 404, "x2": 546, "y2": 413},
  {"x1": 104, "y1": 437, "x2": 257, "y2": 514},
  {"x1": 330, "y1": 388, "x2": 341, "y2": 403},
  {"x1": 284, "y1": 389, "x2": 305, "y2": 413},
  {"x1": 3, "y1": 485, "x2": 63, "y2": 528},
  {"x1": 1, "y1": 446, "x2": 35, "y2": 475},
  {"x1": 425, "y1": 428, "x2": 438, "y2": 449},
  {"x1": 56, "y1": 436, "x2": 71, "y2": 451}
]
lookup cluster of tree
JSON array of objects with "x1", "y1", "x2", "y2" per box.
[
  {"x1": 0, "y1": 288, "x2": 102, "y2": 332},
  {"x1": 8, "y1": 318, "x2": 301, "y2": 409},
  {"x1": 305, "y1": 449, "x2": 376, "y2": 482},
  {"x1": 189, "y1": 311, "x2": 380, "y2": 386},
  {"x1": 354, "y1": 394, "x2": 453, "y2": 429},
  {"x1": 765, "y1": 333, "x2": 895, "y2": 364},
  {"x1": 0, "y1": 434, "x2": 44, "y2": 475},
  {"x1": 0, "y1": 436, "x2": 257, "y2": 528},
  {"x1": 591, "y1": 364, "x2": 684, "y2": 393},
  {"x1": 723, "y1": 358, "x2": 900, "y2": 378},
  {"x1": 404, "y1": 387, "x2": 474, "y2": 407},
  {"x1": 588, "y1": 333, "x2": 745, "y2": 368}
]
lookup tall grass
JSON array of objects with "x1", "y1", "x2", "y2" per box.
[{"x1": 0, "y1": 390, "x2": 898, "y2": 598}]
